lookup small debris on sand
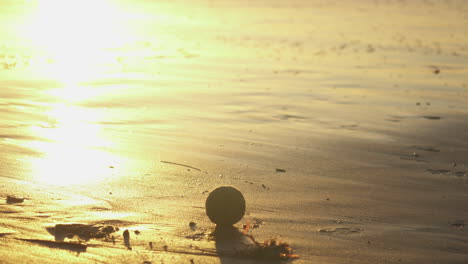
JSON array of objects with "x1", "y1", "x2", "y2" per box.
[
  {"x1": 422, "y1": 116, "x2": 441, "y2": 120},
  {"x1": 134, "y1": 230, "x2": 141, "y2": 235},
  {"x1": 189, "y1": 221, "x2": 197, "y2": 231},
  {"x1": 434, "y1": 68, "x2": 440, "y2": 74},
  {"x1": 185, "y1": 231, "x2": 210, "y2": 241},
  {"x1": 451, "y1": 220, "x2": 465, "y2": 228},
  {"x1": 160, "y1": 160, "x2": 201, "y2": 172},
  {"x1": 275, "y1": 168, "x2": 286, "y2": 173},
  {"x1": 411, "y1": 145, "x2": 440, "y2": 152},
  {"x1": 318, "y1": 227, "x2": 363, "y2": 234},
  {"x1": 426, "y1": 169, "x2": 451, "y2": 174},
  {"x1": 6, "y1": 195, "x2": 24, "y2": 204},
  {"x1": 242, "y1": 218, "x2": 264, "y2": 232},
  {"x1": 50, "y1": 224, "x2": 117, "y2": 241},
  {"x1": 123, "y1": 229, "x2": 132, "y2": 250},
  {"x1": 452, "y1": 171, "x2": 466, "y2": 177},
  {"x1": 6, "y1": 196, "x2": 24, "y2": 204},
  {"x1": 235, "y1": 237, "x2": 298, "y2": 260},
  {"x1": 251, "y1": 218, "x2": 264, "y2": 229}
]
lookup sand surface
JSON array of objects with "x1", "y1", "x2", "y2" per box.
[{"x1": 1, "y1": 0, "x2": 468, "y2": 263}]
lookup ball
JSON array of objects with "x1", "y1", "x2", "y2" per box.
[{"x1": 205, "y1": 186, "x2": 246, "y2": 226}]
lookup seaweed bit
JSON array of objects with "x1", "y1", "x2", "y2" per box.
[
  {"x1": 236, "y1": 237, "x2": 298, "y2": 260},
  {"x1": 238, "y1": 223, "x2": 298, "y2": 260},
  {"x1": 51, "y1": 224, "x2": 118, "y2": 242}
]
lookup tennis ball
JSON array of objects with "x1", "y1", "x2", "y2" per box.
[{"x1": 205, "y1": 186, "x2": 246, "y2": 226}]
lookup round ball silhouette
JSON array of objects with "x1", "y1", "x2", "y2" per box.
[{"x1": 205, "y1": 186, "x2": 246, "y2": 226}]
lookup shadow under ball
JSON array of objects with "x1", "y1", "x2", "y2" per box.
[{"x1": 205, "y1": 186, "x2": 246, "y2": 226}]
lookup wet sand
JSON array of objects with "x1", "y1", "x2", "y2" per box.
[{"x1": 1, "y1": 0, "x2": 468, "y2": 263}]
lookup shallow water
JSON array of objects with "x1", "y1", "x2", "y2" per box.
[{"x1": 1, "y1": 0, "x2": 468, "y2": 263}]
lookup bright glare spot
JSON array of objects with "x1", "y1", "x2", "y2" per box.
[
  {"x1": 20, "y1": 0, "x2": 131, "y2": 185},
  {"x1": 47, "y1": 85, "x2": 100, "y2": 102},
  {"x1": 28, "y1": 0, "x2": 129, "y2": 83},
  {"x1": 27, "y1": 104, "x2": 120, "y2": 186},
  {"x1": 29, "y1": 143, "x2": 118, "y2": 186}
]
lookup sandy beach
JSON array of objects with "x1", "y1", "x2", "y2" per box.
[{"x1": 1, "y1": 0, "x2": 468, "y2": 263}]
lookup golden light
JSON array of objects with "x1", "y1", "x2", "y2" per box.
[
  {"x1": 28, "y1": 0, "x2": 129, "y2": 83},
  {"x1": 47, "y1": 85, "x2": 101, "y2": 102},
  {"x1": 27, "y1": 104, "x2": 121, "y2": 186},
  {"x1": 18, "y1": 0, "x2": 132, "y2": 185}
]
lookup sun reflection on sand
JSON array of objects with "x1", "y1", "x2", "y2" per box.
[
  {"x1": 18, "y1": 0, "x2": 134, "y2": 185},
  {"x1": 47, "y1": 85, "x2": 101, "y2": 102},
  {"x1": 30, "y1": 0, "x2": 128, "y2": 53},
  {"x1": 27, "y1": 104, "x2": 121, "y2": 185},
  {"x1": 27, "y1": 0, "x2": 130, "y2": 81}
]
